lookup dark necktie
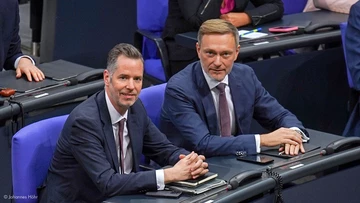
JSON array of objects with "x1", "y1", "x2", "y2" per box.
[
  {"x1": 118, "y1": 118, "x2": 126, "y2": 174},
  {"x1": 216, "y1": 83, "x2": 231, "y2": 136}
]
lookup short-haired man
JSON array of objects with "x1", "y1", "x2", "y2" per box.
[
  {"x1": 41, "y1": 43, "x2": 208, "y2": 202},
  {"x1": 160, "y1": 19, "x2": 309, "y2": 157}
]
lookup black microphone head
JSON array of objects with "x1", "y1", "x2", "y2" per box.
[
  {"x1": 228, "y1": 178, "x2": 239, "y2": 190},
  {"x1": 67, "y1": 78, "x2": 79, "y2": 86},
  {"x1": 321, "y1": 147, "x2": 334, "y2": 156}
]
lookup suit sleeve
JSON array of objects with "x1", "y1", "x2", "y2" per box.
[
  {"x1": 178, "y1": 0, "x2": 223, "y2": 29},
  {"x1": 346, "y1": 2, "x2": 360, "y2": 91},
  {"x1": 245, "y1": 0, "x2": 284, "y2": 26},
  {"x1": 140, "y1": 104, "x2": 189, "y2": 166},
  {"x1": 4, "y1": 2, "x2": 23, "y2": 70},
  {"x1": 69, "y1": 117, "x2": 157, "y2": 197},
  {"x1": 250, "y1": 68, "x2": 308, "y2": 135},
  {"x1": 163, "y1": 85, "x2": 257, "y2": 157}
]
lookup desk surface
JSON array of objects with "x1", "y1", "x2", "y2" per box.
[
  {"x1": 0, "y1": 61, "x2": 104, "y2": 122},
  {"x1": 105, "y1": 129, "x2": 360, "y2": 203},
  {"x1": 175, "y1": 10, "x2": 349, "y2": 59}
]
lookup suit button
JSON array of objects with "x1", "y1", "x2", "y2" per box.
[{"x1": 236, "y1": 151, "x2": 247, "y2": 156}]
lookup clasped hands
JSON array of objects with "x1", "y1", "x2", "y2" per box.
[
  {"x1": 260, "y1": 127, "x2": 305, "y2": 156},
  {"x1": 164, "y1": 151, "x2": 208, "y2": 184}
]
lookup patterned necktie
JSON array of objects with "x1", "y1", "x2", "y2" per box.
[
  {"x1": 216, "y1": 83, "x2": 231, "y2": 136},
  {"x1": 118, "y1": 118, "x2": 126, "y2": 174}
]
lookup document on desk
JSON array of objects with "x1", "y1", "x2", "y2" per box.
[
  {"x1": 0, "y1": 70, "x2": 58, "y2": 93},
  {"x1": 239, "y1": 30, "x2": 268, "y2": 39}
]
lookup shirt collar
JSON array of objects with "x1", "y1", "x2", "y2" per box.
[
  {"x1": 105, "y1": 91, "x2": 128, "y2": 125},
  {"x1": 201, "y1": 66, "x2": 229, "y2": 90}
]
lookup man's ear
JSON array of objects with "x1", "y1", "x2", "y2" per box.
[
  {"x1": 103, "y1": 70, "x2": 110, "y2": 86},
  {"x1": 196, "y1": 42, "x2": 201, "y2": 56},
  {"x1": 235, "y1": 44, "x2": 240, "y2": 58}
]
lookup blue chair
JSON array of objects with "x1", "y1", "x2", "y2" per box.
[
  {"x1": 139, "y1": 83, "x2": 167, "y2": 127},
  {"x1": 282, "y1": 0, "x2": 308, "y2": 15},
  {"x1": 138, "y1": 84, "x2": 167, "y2": 166},
  {"x1": 12, "y1": 115, "x2": 68, "y2": 203},
  {"x1": 135, "y1": 0, "x2": 170, "y2": 84}
]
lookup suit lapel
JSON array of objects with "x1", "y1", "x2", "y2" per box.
[
  {"x1": 126, "y1": 107, "x2": 140, "y2": 172},
  {"x1": 97, "y1": 91, "x2": 120, "y2": 173},
  {"x1": 194, "y1": 64, "x2": 220, "y2": 135},
  {"x1": 229, "y1": 72, "x2": 244, "y2": 134}
]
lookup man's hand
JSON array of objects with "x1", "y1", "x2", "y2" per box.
[
  {"x1": 279, "y1": 143, "x2": 305, "y2": 156},
  {"x1": 220, "y1": 12, "x2": 251, "y2": 27},
  {"x1": 260, "y1": 127, "x2": 304, "y2": 154},
  {"x1": 16, "y1": 57, "x2": 45, "y2": 82},
  {"x1": 164, "y1": 152, "x2": 208, "y2": 184}
]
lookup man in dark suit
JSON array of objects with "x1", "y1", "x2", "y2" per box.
[
  {"x1": 41, "y1": 43, "x2": 208, "y2": 202},
  {"x1": 1, "y1": 0, "x2": 44, "y2": 81},
  {"x1": 343, "y1": 1, "x2": 360, "y2": 137},
  {"x1": 160, "y1": 19, "x2": 309, "y2": 157}
]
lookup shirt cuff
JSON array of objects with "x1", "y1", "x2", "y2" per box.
[
  {"x1": 156, "y1": 169, "x2": 165, "y2": 190},
  {"x1": 290, "y1": 127, "x2": 310, "y2": 142},
  {"x1": 14, "y1": 55, "x2": 35, "y2": 69},
  {"x1": 255, "y1": 134, "x2": 261, "y2": 153}
]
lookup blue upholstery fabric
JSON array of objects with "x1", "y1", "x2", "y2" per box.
[
  {"x1": 144, "y1": 60, "x2": 166, "y2": 82},
  {"x1": 12, "y1": 115, "x2": 68, "y2": 202},
  {"x1": 139, "y1": 83, "x2": 167, "y2": 127},
  {"x1": 137, "y1": 0, "x2": 168, "y2": 82},
  {"x1": 283, "y1": 0, "x2": 307, "y2": 15},
  {"x1": 340, "y1": 22, "x2": 354, "y2": 88},
  {"x1": 137, "y1": 0, "x2": 168, "y2": 31}
]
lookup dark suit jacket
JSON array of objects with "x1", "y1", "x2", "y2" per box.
[
  {"x1": 160, "y1": 62, "x2": 306, "y2": 157},
  {"x1": 162, "y1": 0, "x2": 284, "y2": 61},
  {"x1": 343, "y1": 1, "x2": 360, "y2": 137},
  {"x1": 345, "y1": 1, "x2": 360, "y2": 91},
  {"x1": 0, "y1": 0, "x2": 23, "y2": 71},
  {"x1": 43, "y1": 90, "x2": 188, "y2": 202}
]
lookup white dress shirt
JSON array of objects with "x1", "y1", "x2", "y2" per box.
[
  {"x1": 105, "y1": 92, "x2": 165, "y2": 189},
  {"x1": 14, "y1": 55, "x2": 35, "y2": 69}
]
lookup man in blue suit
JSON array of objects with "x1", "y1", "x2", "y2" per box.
[
  {"x1": 343, "y1": 1, "x2": 360, "y2": 137},
  {"x1": 1, "y1": 0, "x2": 44, "y2": 81},
  {"x1": 160, "y1": 19, "x2": 309, "y2": 157},
  {"x1": 41, "y1": 43, "x2": 208, "y2": 202}
]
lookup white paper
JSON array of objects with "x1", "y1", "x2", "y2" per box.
[{"x1": 238, "y1": 30, "x2": 268, "y2": 39}]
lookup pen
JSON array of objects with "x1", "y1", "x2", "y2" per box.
[
  {"x1": 278, "y1": 151, "x2": 284, "y2": 156},
  {"x1": 240, "y1": 28, "x2": 262, "y2": 37},
  {"x1": 200, "y1": 0, "x2": 212, "y2": 15}
]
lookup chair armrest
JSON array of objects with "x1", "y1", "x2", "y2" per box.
[{"x1": 134, "y1": 29, "x2": 170, "y2": 80}]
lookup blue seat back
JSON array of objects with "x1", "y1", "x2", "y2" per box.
[
  {"x1": 12, "y1": 115, "x2": 68, "y2": 203},
  {"x1": 283, "y1": 0, "x2": 307, "y2": 15},
  {"x1": 139, "y1": 83, "x2": 167, "y2": 127},
  {"x1": 340, "y1": 22, "x2": 354, "y2": 88},
  {"x1": 137, "y1": 0, "x2": 168, "y2": 60}
]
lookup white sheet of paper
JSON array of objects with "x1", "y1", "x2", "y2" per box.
[{"x1": 238, "y1": 30, "x2": 268, "y2": 39}]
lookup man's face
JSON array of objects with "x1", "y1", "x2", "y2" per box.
[
  {"x1": 196, "y1": 33, "x2": 240, "y2": 81},
  {"x1": 104, "y1": 55, "x2": 143, "y2": 115}
]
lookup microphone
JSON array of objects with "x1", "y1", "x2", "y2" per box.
[
  {"x1": 226, "y1": 170, "x2": 263, "y2": 190},
  {"x1": 320, "y1": 147, "x2": 334, "y2": 156},
  {"x1": 11, "y1": 78, "x2": 79, "y2": 99}
]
